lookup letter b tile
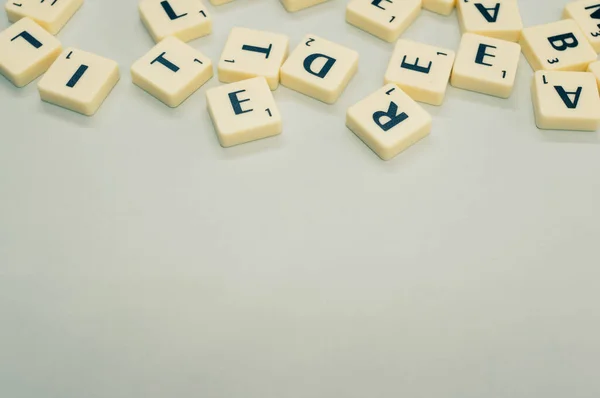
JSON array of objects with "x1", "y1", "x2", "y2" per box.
[
  {"x1": 520, "y1": 19, "x2": 596, "y2": 71},
  {"x1": 346, "y1": 84, "x2": 431, "y2": 161},
  {"x1": 451, "y1": 33, "x2": 520, "y2": 98},
  {"x1": 218, "y1": 27, "x2": 289, "y2": 90},
  {"x1": 131, "y1": 36, "x2": 213, "y2": 107},
  {"x1": 38, "y1": 48, "x2": 120, "y2": 116},
  {"x1": 0, "y1": 18, "x2": 62, "y2": 87},
  {"x1": 280, "y1": 34, "x2": 359, "y2": 104},
  {"x1": 139, "y1": 0, "x2": 211, "y2": 43},
  {"x1": 206, "y1": 77, "x2": 282, "y2": 147},
  {"x1": 531, "y1": 70, "x2": 600, "y2": 131}
]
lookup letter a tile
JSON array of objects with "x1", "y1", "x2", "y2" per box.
[
  {"x1": 280, "y1": 34, "x2": 358, "y2": 104},
  {"x1": 5, "y1": 0, "x2": 84, "y2": 35},
  {"x1": 139, "y1": 0, "x2": 211, "y2": 43},
  {"x1": 346, "y1": 84, "x2": 431, "y2": 161},
  {"x1": 218, "y1": 27, "x2": 289, "y2": 90},
  {"x1": 563, "y1": 0, "x2": 600, "y2": 53},
  {"x1": 38, "y1": 48, "x2": 120, "y2": 115},
  {"x1": 131, "y1": 36, "x2": 213, "y2": 107},
  {"x1": 0, "y1": 18, "x2": 62, "y2": 87},
  {"x1": 346, "y1": 0, "x2": 421, "y2": 42},
  {"x1": 531, "y1": 70, "x2": 600, "y2": 131},
  {"x1": 520, "y1": 19, "x2": 596, "y2": 71},
  {"x1": 206, "y1": 77, "x2": 282, "y2": 147},
  {"x1": 451, "y1": 33, "x2": 520, "y2": 98},
  {"x1": 457, "y1": 0, "x2": 523, "y2": 42}
]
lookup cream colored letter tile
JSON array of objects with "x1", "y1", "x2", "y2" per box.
[
  {"x1": 280, "y1": 34, "x2": 358, "y2": 104},
  {"x1": 38, "y1": 48, "x2": 120, "y2": 116},
  {"x1": 384, "y1": 39, "x2": 455, "y2": 105},
  {"x1": 564, "y1": 0, "x2": 600, "y2": 53},
  {"x1": 139, "y1": 0, "x2": 211, "y2": 43},
  {"x1": 457, "y1": 0, "x2": 523, "y2": 42},
  {"x1": 5, "y1": 0, "x2": 83, "y2": 35},
  {"x1": 587, "y1": 60, "x2": 600, "y2": 89},
  {"x1": 520, "y1": 19, "x2": 596, "y2": 71},
  {"x1": 209, "y1": 0, "x2": 233, "y2": 4},
  {"x1": 422, "y1": 0, "x2": 455, "y2": 16},
  {"x1": 346, "y1": 0, "x2": 421, "y2": 43},
  {"x1": 279, "y1": 0, "x2": 329, "y2": 12},
  {"x1": 531, "y1": 70, "x2": 600, "y2": 131},
  {"x1": 218, "y1": 27, "x2": 289, "y2": 90},
  {"x1": 346, "y1": 84, "x2": 431, "y2": 161},
  {"x1": 450, "y1": 33, "x2": 520, "y2": 98},
  {"x1": 131, "y1": 36, "x2": 212, "y2": 107},
  {"x1": 0, "y1": 18, "x2": 61, "y2": 87},
  {"x1": 206, "y1": 77, "x2": 282, "y2": 147}
]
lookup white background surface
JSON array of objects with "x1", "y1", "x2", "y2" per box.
[{"x1": 1, "y1": 0, "x2": 600, "y2": 397}]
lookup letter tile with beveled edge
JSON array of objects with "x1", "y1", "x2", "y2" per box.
[
  {"x1": 587, "y1": 60, "x2": 600, "y2": 89},
  {"x1": 206, "y1": 77, "x2": 281, "y2": 147},
  {"x1": 422, "y1": 0, "x2": 455, "y2": 16},
  {"x1": 0, "y1": 18, "x2": 61, "y2": 87},
  {"x1": 131, "y1": 36, "x2": 212, "y2": 107},
  {"x1": 280, "y1": 34, "x2": 358, "y2": 104},
  {"x1": 450, "y1": 32, "x2": 520, "y2": 98},
  {"x1": 218, "y1": 27, "x2": 289, "y2": 90},
  {"x1": 384, "y1": 39, "x2": 455, "y2": 105},
  {"x1": 139, "y1": 0, "x2": 211, "y2": 43},
  {"x1": 563, "y1": 0, "x2": 600, "y2": 53},
  {"x1": 520, "y1": 19, "x2": 596, "y2": 71},
  {"x1": 279, "y1": 0, "x2": 328, "y2": 12},
  {"x1": 457, "y1": 0, "x2": 523, "y2": 42},
  {"x1": 346, "y1": 84, "x2": 431, "y2": 161},
  {"x1": 531, "y1": 70, "x2": 600, "y2": 131},
  {"x1": 38, "y1": 48, "x2": 119, "y2": 116},
  {"x1": 346, "y1": 0, "x2": 421, "y2": 43},
  {"x1": 5, "y1": 0, "x2": 83, "y2": 35}
]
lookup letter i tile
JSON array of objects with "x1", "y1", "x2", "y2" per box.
[
  {"x1": 38, "y1": 48, "x2": 120, "y2": 116},
  {"x1": 346, "y1": 84, "x2": 431, "y2": 161},
  {"x1": 280, "y1": 34, "x2": 359, "y2": 104}
]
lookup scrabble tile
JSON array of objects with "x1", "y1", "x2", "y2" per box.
[
  {"x1": 38, "y1": 48, "x2": 119, "y2": 116},
  {"x1": 218, "y1": 27, "x2": 289, "y2": 90},
  {"x1": 206, "y1": 77, "x2": 281, "y2": 147},
  {"x1": 520, "y1": 19, "x2": 596, "y2": 72},
  {"x1": 131, "y1": 36, "x2": 212, "y2": 107},
  {"x1": 587, "y1": 60, "x2": 600, "y2": 90},
  {"x1": 563, "y1": 0, "x2": 600, "y2": 53},
  {"x1": 346, "y1": 0, "x2": 421, "y2": 43},
  {"x1": 384, "y1": 39, "x2": 455, "y2": 105},
  {"x1": 208, "y1": 0, "x2": 233, "y2": 4},
  {"x1": 422, "y1": 0, "x2": 455, "y2": 16},
  {"x1": 0, "y1": 18, "x2": 61, "y2": 87},
  {"x1": 5, "y1": 0, "x2": 83, "y2": 35},
  {"x1": 457, "y1": 0, "x2": 523, "y2": 42},
  {"x1": 280, "y1": 35, "x2": 358, "y2": 104},
  {"x1": 139, "y1": 0, "x2": 211, "y2": 43},
  {"x1": 450, "y1": 33, "x2": 520, "y2": 98},
  {"x1": 346, "y1": 84, "x2": 431, "y2": 161},
  {"x1": 279, "y1": 0, "x2": 328, "y2": 12},
  {"x1": 531, "y1": 70, "x2": 600, "y2": 131}
]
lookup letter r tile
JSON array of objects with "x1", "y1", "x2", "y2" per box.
[
  {"x1": 346, "y1": 84, "x2": 431, "y2": 161},
  {"x1": 520, "y1": 19, "x2": 596, "y2": 71},
  {"x1": 280, "y1": 34, "x2": 359, "y2": 104}
]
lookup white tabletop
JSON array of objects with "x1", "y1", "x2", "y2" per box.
[{"x1": 1, "y1": 1, "x2": 600, "y2": 397}]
